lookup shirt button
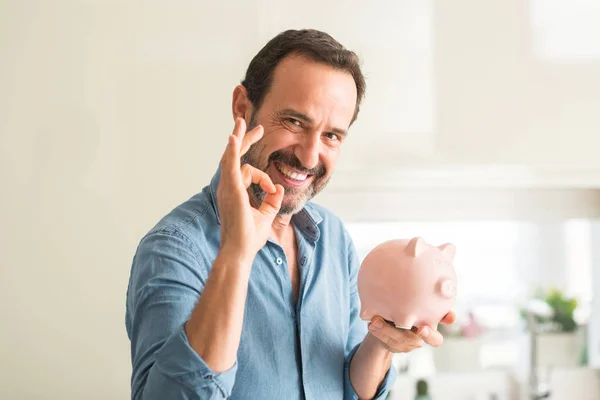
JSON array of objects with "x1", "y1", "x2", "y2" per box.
[
  {"x1": 300, "y1": 256, "x2": 307, "y2": 266},
  {"x1": 276, "y1": 257, "x2": 283, "y2": 265}
]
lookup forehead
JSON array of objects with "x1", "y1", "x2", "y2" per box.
[{"x1": 262, "y1": 54, "x2": 357, "y2": 128}]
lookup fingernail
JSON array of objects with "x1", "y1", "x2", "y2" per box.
[
  {"x1": 372, "y1": 319, "x2": 384, "y2": 329},
  {"x1": 419, "y1": 327, "x2": 430, "y2": 338}
]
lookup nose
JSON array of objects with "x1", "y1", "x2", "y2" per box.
[{"x1": 294, "y1": 133, "x2": 321, "y2": 170}]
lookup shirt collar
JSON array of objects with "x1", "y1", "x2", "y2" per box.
[{"x1": 208, "y1": 165, "x2": 323, "y2": 237}]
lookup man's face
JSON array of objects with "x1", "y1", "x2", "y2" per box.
[{"x1": 241, "y1": 55, "x2": 357, "y2": 215}]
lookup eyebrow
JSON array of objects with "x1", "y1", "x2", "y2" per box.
[{"x1": 279, "y1": 108, "x2": 348, "y2": 137}]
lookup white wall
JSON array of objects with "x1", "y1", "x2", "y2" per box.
[
  {"x1": 1, "y1": 2, "x2": 244, "y2": 399},
  {"x1": 432, "y1": 0, "x2": 600, "y2": 168},
  {"x1": 1, "y1": 1, "x2": 600, "y2": 399}
]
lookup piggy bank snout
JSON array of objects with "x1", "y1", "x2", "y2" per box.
[{"x1": 437, "y1": 278, "x2": 457, "y2": 299}]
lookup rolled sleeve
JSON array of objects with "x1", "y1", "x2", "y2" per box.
[
  {"x1": 343, "y1": 343, "x2": 397, "y2": 400},
  {"x1": 125, "y1": 228, "x2": 237, "y2": 400},
  {"x1": 147, "y1": 323, "x2": 238, "y2": 399}
]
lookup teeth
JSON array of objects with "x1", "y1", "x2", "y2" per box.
[{"x1": 277, "y1": 164, "x2": 308, "y2": 181}]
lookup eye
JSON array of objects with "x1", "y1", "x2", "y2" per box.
[
  {"x1": 324, "y1": 132, "x2": 341, "y2": 142},
  {"x1": 285, "y1": 117, "x2": 302, "y2": 127},
  {"x1": 282, "y1": 117, "x2": 304, "y2": 132}
]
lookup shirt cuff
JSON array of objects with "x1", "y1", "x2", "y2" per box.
[
  {"x1": 155, "y1": 322, "x2": 238, "y2": 398},
  {"x1": 343, "y1": 342, "x2": 397, "y2": 400}
]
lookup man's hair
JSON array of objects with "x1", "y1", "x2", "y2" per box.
[{"x1": 241, "y1": 29, "x2": 366, "y2": 125}]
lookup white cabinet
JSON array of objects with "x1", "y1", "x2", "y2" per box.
[{"x1": 590, "y1": 222, "x2": 600, "y2": 369}]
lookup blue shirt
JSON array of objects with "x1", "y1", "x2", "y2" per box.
[{"x1": 125, "y1": 167, "x2": 396, "y2": 399}]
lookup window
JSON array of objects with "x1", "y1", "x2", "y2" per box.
[{"x1": 345, "y1": 219, "x2": 594, "y2": 372}]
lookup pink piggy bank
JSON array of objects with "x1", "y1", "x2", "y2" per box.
[{"x1": 357, "y1": 237, "x2": 457, "y2": 330}]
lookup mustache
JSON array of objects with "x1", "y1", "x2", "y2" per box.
[{"x1": 268, "y1": 150, "x2": 326, "y2": 177}]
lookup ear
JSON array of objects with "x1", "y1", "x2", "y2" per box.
[
  {"x1": 406, "y1": 237, "x2": 425, "y2": 257},
  {"x1": 232, "y1": 85, "x2": 253, "y2": 123},
  {"x1": 438, "y1": 243, "x2": 456, "y2": 262}
]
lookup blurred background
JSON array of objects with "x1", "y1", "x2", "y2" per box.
[{"x1": 1, "y1": 0, "x2": 599, "y2": 399}]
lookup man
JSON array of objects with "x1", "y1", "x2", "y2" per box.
[{"x1": 125, "y1": 29, "x2": 454, "y2": 400}]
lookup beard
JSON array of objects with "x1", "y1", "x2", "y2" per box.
[{"x1": 240, "y1": 121, "x2": 330, "y2": 215}]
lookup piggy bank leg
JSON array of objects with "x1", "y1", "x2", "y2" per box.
[
  {"x1": 360, "y1": 306, "x2": 373, "y2": 321},
  {"x1": 360, "y1": 305, "x2": 391, "y2": 323},
  {"x1": 392, "y1": 315, "x2": 417, "y2": 330}
]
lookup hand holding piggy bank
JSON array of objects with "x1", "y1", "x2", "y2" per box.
[{"x1": 358, "y1": 237, "x2": 457, "y2": 330}]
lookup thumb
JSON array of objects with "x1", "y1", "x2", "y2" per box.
[{"x1": 258, "y1": 184, "x2": 284, "y2": 220}]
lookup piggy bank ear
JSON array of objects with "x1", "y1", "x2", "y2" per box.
[
  {"x1": 439, "y1": 243, "x2": 456, "y2": 261},
  {"x1": 406, "y1": 237, "x2": 425, "y2": 257}
]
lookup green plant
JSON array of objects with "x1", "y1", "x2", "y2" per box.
[
  {"x1": 545, "y1": 288, "x2": 578, "y2": 332},
  {"x1": 521, "y1": 287, "x2": 578, "y2": 333},
  {"x1": 416, "y1": 379, "x2": 429, "y2": 396}
]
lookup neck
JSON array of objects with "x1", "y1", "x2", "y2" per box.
[{"x1": 270, "y1": 214, "x2": 293, "y2": 242}]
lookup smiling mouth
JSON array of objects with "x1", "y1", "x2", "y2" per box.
[{"x1": 274, "y1": 162, "x2": 312, "y2": 183}]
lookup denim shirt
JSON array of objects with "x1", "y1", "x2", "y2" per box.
[{"x1": 125, "y1": 167, "x2": 396, "y2": 399}]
